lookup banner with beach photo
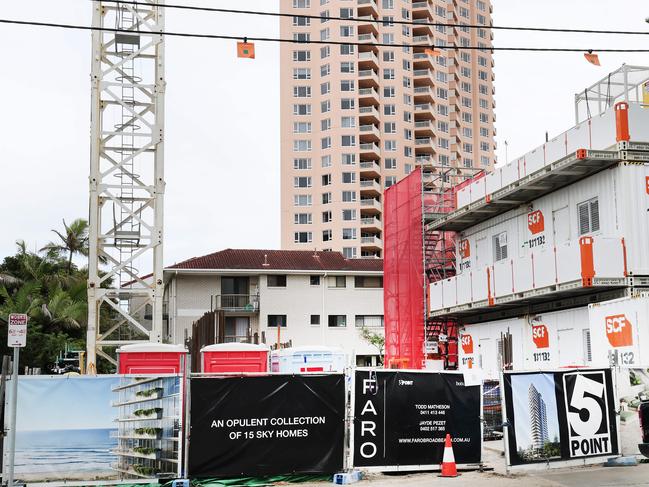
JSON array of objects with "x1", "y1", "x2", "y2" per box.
[{"x1": 3, "y1": 374, "x2": 183, "y2": 483}]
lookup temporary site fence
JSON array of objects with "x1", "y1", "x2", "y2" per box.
[
  {"x1": 2, "y1": 368, "x2": 485, "y2": 485},
  {"x1": 4, "y1": 365, "x2": 642, "y2": 485}
]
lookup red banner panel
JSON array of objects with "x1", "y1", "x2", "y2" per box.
[{"x1": 384, "y1": 169, "x2": 424, "y2": 369}]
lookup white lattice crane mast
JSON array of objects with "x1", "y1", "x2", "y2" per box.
[{"x1": 87, "y1": 0, "x2": 165, "y2": 373}]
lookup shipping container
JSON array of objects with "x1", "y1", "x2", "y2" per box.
[
  {"x1": 588, "y1": 295, "x2": 649, "y2": 368},
  {"x1": 270, "y1": 345, "x2": 347, "y2": 373},
  {"x1": 458, "y1": 307, "x2": 591, "y2": 380},
  {"x1": 200, "y1": 343, "x2": 270, "y2": 373},
  {"x1": 117, "y1": 343, "x2": 188, "y2": 374},
  {"x1": 454, "y1": 104, "x2": 629, "y2": 213},
  {"x1": 430, "y1": 161, "x2": 649, "y2": 316}
]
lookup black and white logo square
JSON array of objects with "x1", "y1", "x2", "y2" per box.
[{"x1": 563, "y1": 371, "x2": 612, "y2": 458}]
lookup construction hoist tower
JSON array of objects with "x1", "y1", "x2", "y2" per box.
[{"x1": 86, "y1": 0, "x2": 165, "y2": 372}]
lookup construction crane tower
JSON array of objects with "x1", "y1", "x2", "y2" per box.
[{"x1": 86, "y1": 0, "x2": 166, "y2": 372}]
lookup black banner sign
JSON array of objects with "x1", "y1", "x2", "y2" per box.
[
  {"x1": 353, "y1": 370, "x2": 482, "y2": 468},
  {"x1": 189, "y1": 374, "x2": 345, "y2": 477},
  {"x1": 502, "y1": 369, "x2": 618, "y2": 466}
]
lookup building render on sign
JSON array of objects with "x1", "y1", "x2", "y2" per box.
[
  {"x1": 280, "y1": 0, "x2": 496, "y2": 258},
  {"x1": 162, "y1": 249, "x2": 384, "y2": 365},
  {"x1": 528, "y1": 384, "x2": 549, "y2": 450}
]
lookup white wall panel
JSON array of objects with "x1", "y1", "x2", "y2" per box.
[
  {"x1": 441, "y1": 277, "x2": 457, "y2": 308},
  {"x1": 455, "y1": 271, "x2": 472, "y2": 306},
  {"x1": 493, "y1": 259, "x2": 512, "y2": 297},
  {"x1": 533, "y1": 248, "x2": 556, "y2": 289}
]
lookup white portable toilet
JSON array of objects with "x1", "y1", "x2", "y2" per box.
[{"x1": 270, "y1": 346, "x2": 347, "y2": 373}]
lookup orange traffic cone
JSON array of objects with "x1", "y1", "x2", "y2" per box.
[{"x1": 440, "y1": 433, "x2": 458, "y2": 477}]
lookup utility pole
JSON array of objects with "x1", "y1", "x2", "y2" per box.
[{"x1": 87, "y1": 0, "x2": 166, "y2": 372}]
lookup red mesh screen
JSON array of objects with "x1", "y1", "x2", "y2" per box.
[{"x1": 383, "y1": 169, "x2": 424, "y2": 369}]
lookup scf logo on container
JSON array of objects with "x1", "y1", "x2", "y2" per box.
[
  {"x1": 459, "y1": 239, "x2": 470, "y2": 259},
  {"x1": 460, "y1": 334, "x2": 473, "y2": 354},
  {"x1": 605, "y1": 314, "x2": 634, "y2": 348},
  {"x1": 527, "y1": 210, "x2": 544, "y2": 235},
  {"x1": 531, "y1": 324, "x2": 549, "y2": 349}
]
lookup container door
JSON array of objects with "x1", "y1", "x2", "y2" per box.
[
  {"x1": 553, "y1": 206, "x2": 570, "y2": 245},
  {"x1": 557, "y1": 328, "x2": 580, "y2": 366},
  {"x1": 478, "y1": 337, "x2": 497, "y2": 378}
]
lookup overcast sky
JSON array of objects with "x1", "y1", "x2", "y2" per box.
[{"x1": 1, "y1": 0, "x2": 648, "y2": 267}]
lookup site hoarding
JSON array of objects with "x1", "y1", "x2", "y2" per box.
[
  {"x1": 502, "y1": 369, "x2": 619, "y2": 467},
  {"x1": 188, "y1": 374, "x2": 345, "y2": 478},
  {"x1": 352, "y1": 369, "x2": 482, "y2": 470},
  {"x1": 3, "y1": 375, "x2": 183, "y2": 483}
]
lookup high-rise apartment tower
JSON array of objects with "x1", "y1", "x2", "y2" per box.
[
  {"x1": 528, "y1": 383, "x2": 549, "y2": 450},
  {"x1": 280, "y1": 0, "x2": 496, "y2": 258}
]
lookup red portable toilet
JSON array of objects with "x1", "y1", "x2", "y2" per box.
[
  {"x1": 201, "y1": 343, "x2": 270, "y2": 373},
  {"x1": 117, "y1": 343, "x2": 188, "y2": 374}
]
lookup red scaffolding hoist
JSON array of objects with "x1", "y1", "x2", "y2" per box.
[{"x1": 422, "y1": 164, "x2": 484, "y2": 370}]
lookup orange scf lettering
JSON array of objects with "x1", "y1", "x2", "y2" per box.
[
  {"x1": 459, "y1": 239, "x2": 470, "y2": 259},
  {"x1": 460, "y1": 334, "x2": 473, "y2": 354},
  {"x1": 528, "y1": 210, "x2": 545, "y2": 235},
  {"x1": 605, "y1": 314, "x2": 634, "y2": 348},
  {"x1": 532, "y1": 324, "x2": 549, "y2": 349}
]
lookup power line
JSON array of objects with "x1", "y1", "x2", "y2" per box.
[
  {"x1": 3, "y1": 18, "x2": 649, "y2": 52},
  {"x1": 99, "y1": 0, "x2": 649, "y2": 36}
]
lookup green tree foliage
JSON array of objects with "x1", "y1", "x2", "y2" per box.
[
  {"x1": 0, "y1": 221, "x2": 93, "y2": 372},
  {"x1": 40, "y1": 219, "x2": 89, "y2": 275},
  {"x1": 358, "y1": 326, "x2": 385, "y2": 365}
]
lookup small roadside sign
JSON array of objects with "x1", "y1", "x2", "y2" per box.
[{"x1": 8, "y1": 313, "x2": 28, "y2": 348}]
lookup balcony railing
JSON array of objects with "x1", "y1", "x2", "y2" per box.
[
  {"x1": 414, "y1": 69, "x2": 432, "y2": 77},
  {"x1": 415, "y1": 103, "x2": 433, "y2": 111},
  {"x1": 211, "y1": 294, "x2": 259, "y2": 312},
  {"x1": 358, "y1": 34, "x2": 377, "y2": 42},
  {"x1": 361, "y1": 217, "x2": 381, "y2": 227},
  {"x1": 361, "y1": 235, "x2": 382, "y2": 245},
  {"x1": 413, "y1": 35, "x2": 433, "y2": 43},
  {"x1": 415, "y1": 137, "x2": 432, "y2": 145}
]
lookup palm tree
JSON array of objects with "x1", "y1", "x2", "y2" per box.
[
  {"x1": 40, "y1": 219, "x2": 89, "y2": 274},
  {"x1": 34, "y1": 286, "x2": 87, "y2": 332}
]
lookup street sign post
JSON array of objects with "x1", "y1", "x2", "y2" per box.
[{"x1": 6, "y1": 313, "x2": 27, "y2": 487}]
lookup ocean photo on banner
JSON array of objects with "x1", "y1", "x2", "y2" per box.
[{"x1": 10, "y1": 375, "x2": 119, "y2": 482}]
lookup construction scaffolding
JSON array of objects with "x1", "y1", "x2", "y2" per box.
[
  {"x1": 86, "y1": 0, "x2": 166, "y2": 372},
  {"x1": 421, "y1": 160, "x2": 483, "y2": 369}
]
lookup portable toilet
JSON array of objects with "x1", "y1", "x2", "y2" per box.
[
  {"x1": 270, "y1": 346, "x2": 347, "y2": 373},
  {"x1": 200, "y1": 343, "x2": 270, "y2": 373},
  {"x1": 117, "y1": 343, "x2": 188, "y2": 374}
]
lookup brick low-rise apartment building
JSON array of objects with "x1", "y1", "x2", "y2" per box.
[{"x1": 162, "y1": 249, "x2": 385, "y2": 366}]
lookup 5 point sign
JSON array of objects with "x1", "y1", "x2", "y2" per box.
[{"x1": 7, "y1": 313, "x2": 28, "y2": 348}]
